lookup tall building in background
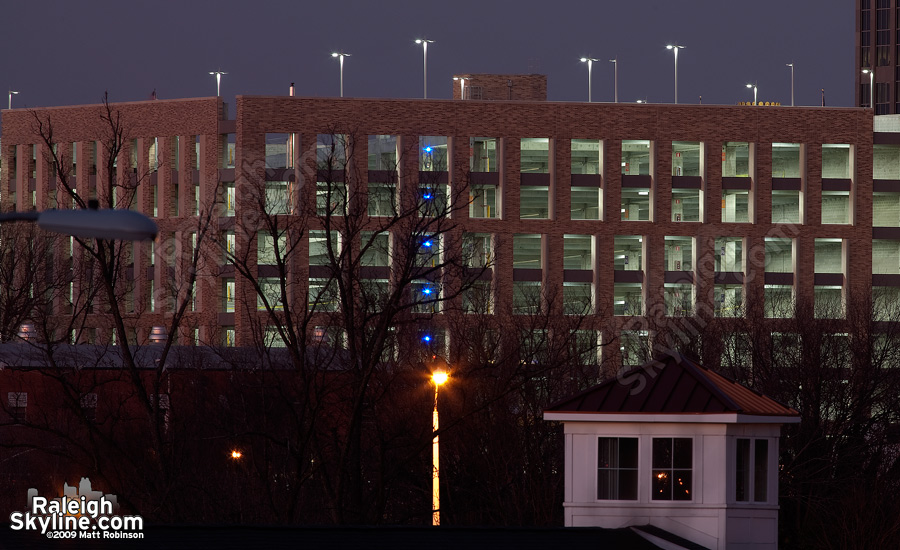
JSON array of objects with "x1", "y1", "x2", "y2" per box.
[{"x1": 857, "y1": 0, "x2": 898, "y2": 113}]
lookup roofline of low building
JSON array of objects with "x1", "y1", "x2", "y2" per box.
[{"x1": 543, "y1": 411, "x2": 801, "y2": 424}]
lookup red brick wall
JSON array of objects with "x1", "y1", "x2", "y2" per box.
[
  {"x1": 1, "y1": 96, "x2": 876, "y2": 370},
  {"x1": 450, "y1": 74, "x2": 547, "y2": 101}
]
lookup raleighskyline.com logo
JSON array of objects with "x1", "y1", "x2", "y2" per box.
[{"x1": 8, "y1": 477, "x2": 143, "y2": 540}]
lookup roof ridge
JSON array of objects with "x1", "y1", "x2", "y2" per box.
[
  {"x1": 697, "y1": 363, "x2": 799, "y2": 415},
  {"x1": 544, "y1": 361, "x2": 660, "y2": 411},
  {"x1": 662, "y1": 354, "x2": 743, "y2": 412},
  {"x1": 545, "y1": 353, "x2": 798, "y2": 417}
]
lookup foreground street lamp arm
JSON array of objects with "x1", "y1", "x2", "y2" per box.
[{"x1": 0, "y1": 209, "x2": 158, "y2": 241}]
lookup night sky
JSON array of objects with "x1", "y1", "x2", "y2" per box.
[{"x1": 2, "y1": 0, "x2": 852, "y2": 111}]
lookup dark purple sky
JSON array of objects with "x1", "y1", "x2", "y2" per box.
[{"x1": 3, "y1": 0, "x2": 852, "y2": 110}]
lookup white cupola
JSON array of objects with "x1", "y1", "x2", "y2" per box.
[{"x1": 544, "y1": 353, "x2": 799, "y2": 550}]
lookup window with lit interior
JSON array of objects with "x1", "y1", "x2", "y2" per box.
[{"x1": 652, "y1": 438, "x2": 692, "y2": 501}]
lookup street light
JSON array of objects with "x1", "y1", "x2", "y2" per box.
[
  {"x1": 746, "y1": 83, "x2": 758, "y2": 105},
  {"x1": 209, "y1": 70, "x2": 227, "y2": 97},
  {"x1": 331, "y1": 52, "x2": 351, "y2": 97},
  {"x1": 579, "y1": 57, "x2": 599, "y2": 102},
  {"x1": 431, "y1": 366, "x2": 449, "y2": 526},
  {"x1": 453, "y1": 76, "x2": 470, "y2": 99},
  {"x1": 8, "y1": 90, "x2": 19, "y2": 110},
  {"x1": 415, "y1": 39, "x2": 435, "y2": 99},
  {"x1": 149, "y1": 326, "x2": 168, "y2": 344},
  {"x1": 0, "y1": 209, "x2": 158, "y2": 241},
  {"x1": 609, "y1": 58, "x2": 618, "y2": 103},
  {"x1": 786, "y1": 63, "x2": 794, "y2": 107},
  {"x1": 863, "y1": 69, "x2": 875, "y2": 109},
  {"x1": 666, "y1": 44, "x2": 685, "y2": 104}
]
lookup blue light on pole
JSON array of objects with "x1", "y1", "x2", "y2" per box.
[{"x1": 422, "y1": 334, "x2": 433, "y2": 343}]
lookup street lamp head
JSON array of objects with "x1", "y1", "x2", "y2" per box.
[
  {"x1": 415, "y1": 38, "x2": 434, "y2": 44},
  {"x1": 667, "y1": 44, "x2": 684, "y2": 50},
  {"x1": 863, "y1": 69, "x2": 872, "y2": 74},
  {"x1": 786, "y1": 63, "x2": 793, "y2": 67},
  {"x1": 332, "y1": 52, "x2": 339, "y2": 57},
  {"x1": 580, "y1": 57, "x2": 587, "y2": 62},
  {"x1": 9, "y1": 90, "x2": 18, "y2": 95},
  {"x1": 148, "y1": 325, "x2": 168, "y2": 344},
  {"x1": 432, "y1": 370, "x2": 449, "y2": 386},
  {"x1": 36, "y1": 209, "x2": 158, "y2": 241},
  {"x1": 746, "y1": 83, "x2": 754, "y2": 88}
]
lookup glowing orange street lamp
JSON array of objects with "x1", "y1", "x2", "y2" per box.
[
  {"x1": 431, "y1": 368, "x2": 449, "y2": 526},
  {"x1": 230, "y1": 450, "x2": 242, "y2": 460}
]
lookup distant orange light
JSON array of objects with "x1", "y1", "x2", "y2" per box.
[
  {"x1": 432, "y1": 370, "x2": 449, "y2": 386},
  {"x1": 231, "y1": 450, "x2": 242, "y2": 459}
]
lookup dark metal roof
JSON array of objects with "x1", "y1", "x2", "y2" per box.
[
  {"x1": 0, "y1": 342, "x2": 350, "y2": 371},
  {"x1": 546, "y1": 353, "x2": 798, "y2": 417}
]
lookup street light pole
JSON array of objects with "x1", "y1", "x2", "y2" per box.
[
  {"x1": 415, "y1": 39, "x2": 434, "y2": 99},
  {"x1": 666, "y1": 44, "x2": 685, "y2": 104},
  {"x1": 0, "y1": 208, "x2": 158, "y2": 241},
  {"x1": 431, "y1": 367, "x2": 448, "y2": 526},
  {"x1": 579, "y1": 57, "x2": 599, "y2": 102},
  {"x1": 8, "y1": 90, "x2": 19, "y2": 110},
  {"x1": 209, "y1": 70, "x2": 227, "y2": 97},
  {"x1": 863, "y1": 69, "x2": 875, "y2": 109},
  {"x1": 746, "y1": 83, "x2": 758, "y2": 105},
  {"x1": 609, "y1": 58, "x2": 618, "y2": 103},
  {"x1": 453, "y1": 76, "x2": 470, "y2": 99},
  {"x1": 786, "y1": 63, "x2": 794, "y2": 106},
  {"x1": 331, "y1": 52, "x2": 351, "y2": 97}
]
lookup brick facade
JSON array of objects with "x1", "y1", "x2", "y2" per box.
[
  {"x1": 1, "y1": 92, "x2": 880, "y2": 371},
  {"x1": 450, "y1": 74, "x2": 547, "y2": 101}
]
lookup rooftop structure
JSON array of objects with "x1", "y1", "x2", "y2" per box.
[{"x1": 545, "y1": 354, "x2": 800, "y2": 549}]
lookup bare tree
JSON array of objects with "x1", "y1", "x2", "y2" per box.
[
  {"x1": 225, "y1": 130, "x2": 482, "y2": 523},
  {"x1": 0, "y1": 93, "x2": 221, "y2": 518},
  {"x1": 685, "y1": 289, "x2": 900, "y2": 549},
  {"x1": 436, "y1": 279, "x2": 605, "y2": 525}
]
